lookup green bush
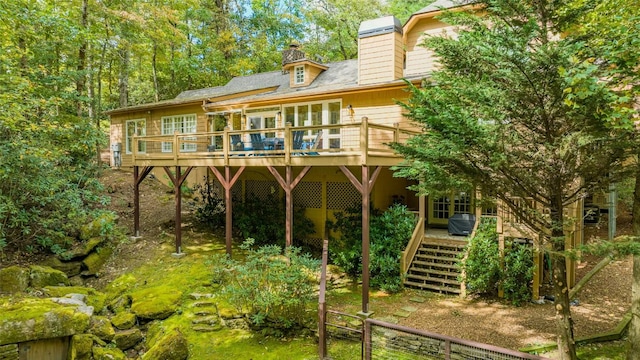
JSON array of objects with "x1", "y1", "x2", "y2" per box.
[
  {"x1": 212, "y1": 240, "x2": 320, "y2": 335},
  {"x1": 459, "y1": 218, "x2": 534, "y2": 305},
  {"x1": 458, "y1": 218, "x2": 501, "y2": 295},
  {"x1": 329, "y1": 204, "x2": 416, "y2": 293}
]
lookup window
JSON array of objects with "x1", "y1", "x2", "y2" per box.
[
  {"x1": 294, "y1": 65, "x2": 305, "y2": 84},
  {"x1": 125, "y1": 119, "x2": 146, "y2": 154},
  {"x1": 281, "y1": 100, "x2": 342, "y2": 149},
  {"x1": 161, "y1": 114, "x2": 197, "y2": 152}
]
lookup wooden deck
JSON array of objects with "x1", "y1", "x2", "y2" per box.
[{"x1": 129, "y1": 121, "x2": 419, "y2": 167}]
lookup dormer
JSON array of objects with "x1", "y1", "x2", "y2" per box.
[{"x1": 281, "y1": 44, "x2": 328, "y2": 88}]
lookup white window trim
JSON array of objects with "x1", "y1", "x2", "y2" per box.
[
  {"x1": 125, "y1": 119, "x2": 146, "y2": 154},
  {"x1": 161, "y1": 114, "x2": 197, "y2": 153},
  {"x1": 281, "y1": 100, "x2": 342, "y2": 149},
  {"x1": 294, "y1": 65, "x2": 305, "y2": 85}
]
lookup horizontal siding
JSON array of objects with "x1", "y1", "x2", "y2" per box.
[
  {"x1": 405, "y1": 18, "x2": 456, "y2": 77},
  {"x1": 359, "y1": 32, "x2": 403, "y2": 85}
]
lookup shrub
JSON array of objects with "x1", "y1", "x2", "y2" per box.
[
  {"x1": 213, "y1": 239, "x2": 320, "y2": 334},
  {"x1": 459, "y1": 218, "x2": 534, "y2": 305},
  {"x1": 329, "y1": 204, "x2": 416, "y2": 293},
  {"x1": 458, "y1": 218, "x2": 501, "y2": 295}
]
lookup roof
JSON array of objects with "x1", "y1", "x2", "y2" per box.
[{"x1": 414, "y1": 0, "x2": 465, "y2": 16}]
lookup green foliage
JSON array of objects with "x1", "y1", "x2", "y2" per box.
[
  {"x1": 213, "y1": 240, "x2": 320, "y2": 334},
  {"x1": 193, "y1": 179, "x2": 226, "y2": 229},
  {"x1": 460, "y1": 219, "x2": 534, "y2": 306},
  {"x1": 330, "y1": 204, "x2": 416, "y2": 293},
  {"x1": 503, "y1": 242, "x2": 534, "y2": 306},
  {"x1": 458, "y1": 219, "x2": 501, "y2": 295}
]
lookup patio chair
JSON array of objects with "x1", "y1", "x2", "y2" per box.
[
  {"x1": 307, "y1": 130, "x2": 322, "y2": 155},
  {"x1": 249, "y1": 133, "x2": 265, "y2": 154},
  {"x1": 230, "y1": 134, "x2": 244, "y2": 151},
  {"x1": 292, "y1": 130, "x2": 305, "y2": 155}
]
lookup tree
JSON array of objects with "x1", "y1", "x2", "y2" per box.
[
  {"x1": 560, "y1": 1, "x2": 640, "y2": 358},
  {"x1": 392, "y1": 1, "x2": 630, "y2": 358}
]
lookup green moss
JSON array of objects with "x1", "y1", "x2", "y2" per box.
[
  {"x1": 80, "y1": 212, "x2": 116, "y2": 241},
  {"x1": 0, "y1": 266, "x2": 29, "y2": 293},
  {"x1": 130, "y1": 286, "x2": 183, "y2": 320},
  {"x1": 92, "y1": 346, "x2": 126, "y2": 360},
  {"x1": 111, "y1": 312, "x2": 136, "y2": 330},
  {"x1": 113, "y1": 328, "x2": 143, "y2": 350},
  {"x1": 0, "y1": 298, "x2": 90, "y2": 345},
  {"x1": 62, "y1": 237, "x2": 105, "y2": 260},
  {"x1": 104, "y1": 274, "x2": 137, "y2": 302},
  {"x1": 88, "y1": 316, "x2": 115, "y2": 342},
  {"x1": 69, "y1": 334, "x2": 93, "y2": 360},
  {"x1": 141, "y1": 328, "x2": 188, "y2": 360},
  {"x1": 28, "y1": 265, "x2": 69, "y2": 288},
  {"x1": 42, "y1": 257, "x2": 83, "y2": 277},
  {"x1": 43, "y1": 286, "x2": 107, "y2": 313},
  {"x1": 82, "y1": 246, "x2": 113, "y2": 275}
]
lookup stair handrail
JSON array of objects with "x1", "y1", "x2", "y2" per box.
[{"x1": 401, "y1": 217, "x2": 425, "y2": 274}]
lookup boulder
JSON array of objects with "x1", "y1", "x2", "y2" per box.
[
  {"x1": 68, "y1": 334, "x2": 93, "y2": 360},
  {"x1": 44, "y1": 286, "x2": 107, "y2": 313},
  {"x1": 0, "y1": 266, "x2": 29, "y2": 293},
  {"x1": 88, "y1": 316, "x2": 115, "y2": 342},
  {"x1": 113, "y1": 328, "x2": 143, "y2": 350},
  {"x1": 130, "y1": 286, "x2": 182, "y2": 320},
  {"x1": 60, "y1": 237, "x2": 104, "y2": 260},
  {"x1": 92, "y1": 346, "x2": 126, "y2": 360},
  {"x1": 141, "y1": 329, "x2": 188, "y2": 360},
  {"x1": 0, "y1": 298, "x2": 90, "y2": 346},
  {"x1": 82, "y1": 247, "x2": 113, "y2": 276},
  {"x1": 104, "y1": 274, "x2": 136, "y2": 302},
  {"x1": 43, "y1": 256, "x2": 83, "y2": 277},
  {"x1": 29, "y1": 265, "x2": 69, "y2": 288},
  {"x1": 111, "y1": 312, "x2": 136, "y2": 330},
  {"x1": 108, "y1": 295, "x2": 131, "y2": 314}
]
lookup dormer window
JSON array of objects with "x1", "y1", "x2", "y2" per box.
[{"x1": 294, "y1": 66, "x2": 305, "y2": 84}]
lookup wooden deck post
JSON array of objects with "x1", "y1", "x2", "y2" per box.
[
  {"x1": 133, "y1": 166, "x2": 154, "y2": 238},
  {"x1": 163, "y1": 166, "x2": 194, "y2": 255},
  {"x1": 339, "y1": 165, "x2": 382, "y2": 315},
  {"x1": 267, "y1": 165, "x2": 311, "y2": 247},
  {"x1": 209, "y1": 166, "x2": 246, "y2": 255}
]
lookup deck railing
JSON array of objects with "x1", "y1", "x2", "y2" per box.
[{"x1": 131, "y1": 120, "x2": 420, "y2": 165}]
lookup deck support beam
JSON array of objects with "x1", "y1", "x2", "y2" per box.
[
  {"x1": 339, "y1": 165, "x2": 381, "y2": 315},
  {"x1": 133, "y1": 166, "x2": 154, "y2": 238},
  {"x1": 267, "y1": 166, "x2": 311, "y2": 247},
  {"x1": 163, "y1": 166, "x2": 194, "y2": 255},
  {"x1": 209, "y1": 166, "x2": 245, "y2": 256}
]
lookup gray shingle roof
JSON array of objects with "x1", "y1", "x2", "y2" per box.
[{"x1": 414, "y1": 0, "x2": 468, "y2": 16}]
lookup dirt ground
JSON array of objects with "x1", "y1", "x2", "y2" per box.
[{"x1": 4, "y1": 168, "x2": 633, "y2": 353}]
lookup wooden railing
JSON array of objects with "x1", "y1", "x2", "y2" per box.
[
  {"x1": 131, "y1": 120, "x2": 420, "y2": 165},
  {"x1": 400, "y1": 217, "x2": 425, "y2": 274}
]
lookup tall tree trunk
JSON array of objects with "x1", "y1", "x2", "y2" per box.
[
  {"x1": 550, "y1": 188, "x2": 577, "y2": 360},
  {"x1": 628, "y1": 160, "x2": 640, "y2": 360},
  {"x1": 152, "y1": 43, "x2": 159, "y2": 102},
  {"x1": 77, "y1": 0, "x2": 88, "y2": 118},
  {"x1": 118, "y1": 46, "x2": 130, "y2": 108}
]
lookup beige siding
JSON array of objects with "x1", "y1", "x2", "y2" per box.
[
  {"x1": 405, "y1": 18, "x2": 456, "y2": 77},
  {"x1": 358, "y1": 31, "x2": 403, "y2": 85}
]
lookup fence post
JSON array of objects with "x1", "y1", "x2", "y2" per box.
[
  {"x1": 223, "y1": 126, "x2": 230, "y2": 166},
  {"x1": 363, "y1": 319, "x2": 372, "y2": 360},
  {"x1": 360, "y1": 117, "x2": 368, "y2": 165},
  {"x1": 445, "y1": 339, "x2": 451, "y2": 360}
]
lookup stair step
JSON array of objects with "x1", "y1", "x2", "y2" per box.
[
  {"x1": 417, "y1": 247, "x2": 463, "y2": 256},
  {"x1": 406, "y1": 273, "x2": 461, "y2": 286},
  {"x1": 408, "y1": 267, "x2": 460, "y2": 278},
  {"x1": 404, "y1": 281, "x2": 461, "y2": 294},
  {"x1": 421, "y1": 242, "x2": 466, "y2": 250},
  {"x1": 414, "y1": 254, "x2": 461, "y2": 263},
  {"x1": 412, "y1": 260, "x2": 459, "y2": 270}
]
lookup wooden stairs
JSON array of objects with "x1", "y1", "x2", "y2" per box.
[{"x1": 404, "y1": 241, "x2": 466, "y2": 295}]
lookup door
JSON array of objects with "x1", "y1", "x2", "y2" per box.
[{"x1": 428, "y1": 191, "x2": 472, "y2": 226}]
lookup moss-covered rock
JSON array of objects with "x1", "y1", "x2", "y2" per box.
[
  {"x1": 92, "y1": 346, "x2": 126, "y2": 360},
  {"x1": 141, "y1": 328, "x2": 188, "y2": 360},
  {"x1": 43, "y1": 286, "x2": 107, "y2": 313},
  {"x1": 82, "y1": 246, "x2": 113, "y2": 276},
  {"x1": 0, "y1": 298, "x2": 90, "y2": 346},
  {"x1": 80, "y1": 212, "x2": 116, "y2": 241},
  {"x1": 29, "y1": 265, "x2": 69, "y2": 288},
  {"x1": 61, "y1": 237, "x2": 105, "y2": 260},
  {"x1": 107, "y1": 295, "x2": 131, "y2": 314},
  {"x1": 113, "y1": 328, "x2": 143, "y2": 350},
  {"x1": 111, "y1": 312, "x2": 136, "y2": 330},
  {"x1": 104, "y1": 274, "x2": 137, "y2": 302},
  {"x1": 130, "y1": 286, "x2": 182, "y2": 320},
  {"x1": 88, "y1": 316, "x2": 115, "y2": 342},
  {"x1": 43, "y1": 256, "x2": 83, "y2": 277},
  {"x1": 0, "y1": 266, "x2": 29, "y2": 293},
  {"x1": 69, "y1": 334, "x2": 93, "y2": 360}
]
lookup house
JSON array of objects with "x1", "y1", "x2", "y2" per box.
[{"x1": 106, "y1": 0, "x2": 584, "y2": 302}]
